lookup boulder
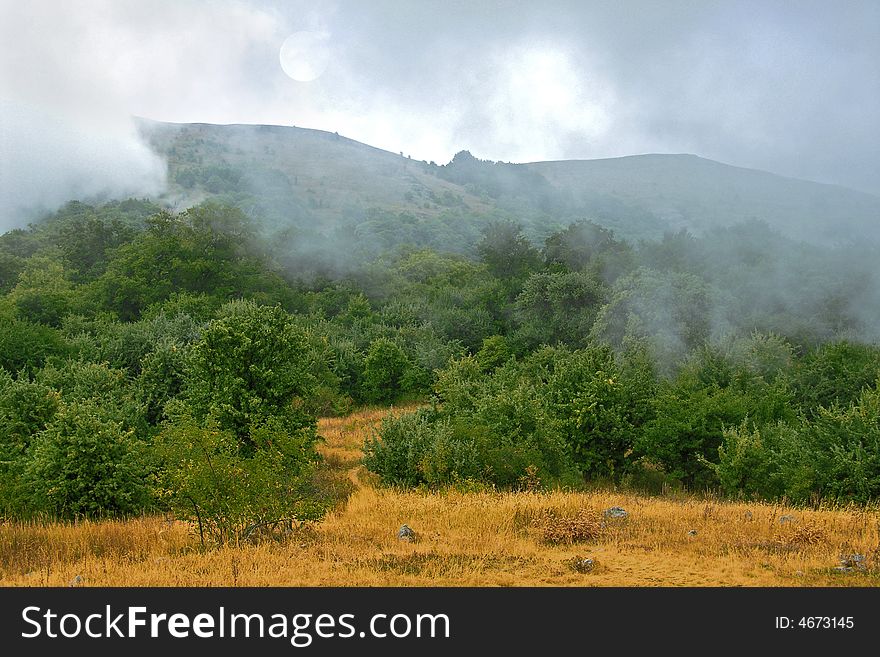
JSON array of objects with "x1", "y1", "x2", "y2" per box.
[
  {"x1": 570, "y1": 557, "x2": 596, "y2": 573},
  {"x1": 397, "y1": 524, "x2": 417, "y2": 542}
]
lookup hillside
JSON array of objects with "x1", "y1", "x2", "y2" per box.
[
  {"x1": 139, "y1": 120, "x2": 880, "y2": 246},
  {"x1": 526, "y1": 154, "x2": 880, "y2": 243},
  {"x1": 141, "y1": 120, "x2": 494, "y2": 226}
]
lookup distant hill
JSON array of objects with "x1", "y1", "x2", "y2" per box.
[
  {"x1": 138, "y1": 120, "x2": 880, "y2": 246},
  {"x1": 526, "y1": 154, "x2": 880, "y2": 244}
]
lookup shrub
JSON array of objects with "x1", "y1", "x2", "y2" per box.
[
  {"x1": 0, "y1": 312, "x2": 69, "y2": 374},
  {"x1": 0, "y1": 373, "x2": 60, "y2": 513},
  {"x1": 362, "y1": 409, "x2": 440, "y2": 487},
  {"x1": 185, "y1": 300, "x2": 315, "y2": 447},
  {"x1": 361, "y1": 337, "x2": 411, "y2": 403},
  {"x1": 25, "y1": 401, "x2": 153, "y2": 518},
  {"x1": 155, "y1": 413, "x2": 323, "y2": 546}
]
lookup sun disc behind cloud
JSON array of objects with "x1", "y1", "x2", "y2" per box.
[{"x1": 279, "y1": 31, "x2": 331, "y2": 82}]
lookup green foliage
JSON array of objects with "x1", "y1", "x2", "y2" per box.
[
  {"x1": 362, "y1": 409, "x2": 440, "y2": 487},
  {"x1": 361, "y1": 338, "x2": 412, "y2": 403},
  {"x1": 0, "y1": 307, "x2": 70, "y2": 374},
  {"x1": 137, "y1": 339, "x2": 190, "y2": 424},
  {"x1": 788, "y1": 341, "x2": 880, "y2": 413},
  {"x1": 185, "y1": 300, "x2": 315, "y2": 446},
  {"x1": 3, "y1": 191, "x2": 880, "y2": 511},
  {"x1": 0, "y1": 373, "x2": 61, "y2": 512},
  {"x1": 477, "y1": 221, "x2": 541, "y2": 282},
  {"x1": 717, "y1": 386, "x2": 880, "y2": 505},
  {"x1": 7, "y1": 255, "x2": 79, "y2": 326},
  {"x1": 543, "y1": 220, "x2": 626, "y2": 272},
  {"x1": 93, "y1": 203, "x2": 278, "y2": 320},
  {"x1": 546, "y1": 345, "x2": 654, "y2": 479},
  {"x1": 636, "y1": 347, "x2": 792, "y2": 489},
  {"x1": 365, "y1": 352, "x2": 585, "y2": 489},
  {"x1": 35, "y1": 359, "x2": 148, "y2": 438},
  {"x1": 591, "y1": 267, "x2": 717, "y2": 372},
  {"x1": 475, "y1": 335, "x2": 512, "y2": 371},
  {"x1": 155, "y1": 412, "x2": 323, "y2": 546},
  {"x1": 25, "y1": 400, "x2": 152, "y2": 518},
  {"x1": 513, "y1": 270, "x2": 605, "y2": 348}
]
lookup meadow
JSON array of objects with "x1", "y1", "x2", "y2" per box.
[{"x1": 2, "y1": 407, "x2": 878, "y2": 587}]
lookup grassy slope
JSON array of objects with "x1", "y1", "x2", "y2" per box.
[
  {"x1": 527, "y1": 154, "x2": 880, "y2": 242},
  {"x1": 2, "y1": 407, "x2": 878, "y2": 587},
  {"x1": 140, "y1": 120, "x2": 880, "y2": 245},
  {"x1": 142, "y1": 120, "x2": 494, "y2": 225}
]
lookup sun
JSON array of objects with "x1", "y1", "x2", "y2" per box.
[{"x1": 279, "y1": 31, "x2": 331, "y2": 82}]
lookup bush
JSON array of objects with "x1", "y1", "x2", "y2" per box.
[
  {"x1": 137, "y1": 339, "x2": 190, "y2": 424},
  {"x1": 364, "y1": 353, "x2": 581, "y2": 489},
  {"x1": 0, "y1": 373, "x2": 60, "y2": 513},
  {"x1": 361, "y1": 337, "x2": 411, "y2": 403},
  {"x1": 546, "y1": 344, "x2": 651, "y2": 479},
  {"x1": 362, "y1": 408, "x2": 440, "y2": 487},
  {"x1": 185, "y1": 300, "x2": 315, "y2": 447},
  {"x1": 25, "y1": 401, "x2": 153, "y2": 518},
  {"x1": 155, "y1": 413, "x2": 323, "y2": 546},
  {"x1": 0, "y1": 311, "x2": 69, "y2": 374}
]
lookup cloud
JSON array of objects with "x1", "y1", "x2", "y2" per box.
[
  {"x1": 1, "y1": 0, "x2": 878, "y2": 229},
  {"x1": 0, "y1": 0, "x2": 289, "y2": 227}
]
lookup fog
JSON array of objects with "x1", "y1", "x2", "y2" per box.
[{"x1": 1, "y1": 0, "x2": 878, "y2": 228}]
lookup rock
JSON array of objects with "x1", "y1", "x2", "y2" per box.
[
  {"x1": 570, "y1": 557, "x2": 595, "y2": 573},
  {"x1": 687, "y1": 529, "x2": 698, "y2": 536},
  {"x1": 603, "y1": 506, "x2": 628, "y2": 519},
  {"x1": 839, "y1": 554, "x2": 866, "y2": 572},
  {"x1": 68, "y1": 575, "x2": 83, "y2": 587},
  {"x1": 779, "y1": 514, "x2": 796, "y2": 524},
  {"x1": 397, "y1": 524, "x2": 416, "y2": 542}
]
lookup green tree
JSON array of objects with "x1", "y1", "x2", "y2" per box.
[
  {"x1": 155, "y1": 412, "x2": 323, "y2": 546},
  {"x1": 513, "y1": 270, "x2": 605, "y2": 348},
  {"x1": 477, "y1": 221, "x2": 541, "y2": 282},
  {"x1": 361, "y1": 337, "x2": 411, "y2": 403},
  {"x1": 25, "y1": 400, "x2": 152, "y2": 518},
  {"x1": 185, "y1": 300, "x2": 315, "y2": 447}
]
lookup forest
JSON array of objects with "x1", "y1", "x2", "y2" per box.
[{"x1": 1, "y1": 196, "x2": 879, "y2": 547}]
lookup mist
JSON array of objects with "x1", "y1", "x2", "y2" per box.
[{"x1": 3, "y1": 0, "x2": 879, "y2": 230}]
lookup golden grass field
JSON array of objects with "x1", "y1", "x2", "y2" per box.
[{"x1": 1, "y1": 406, "x2": 879, "y2": 587}]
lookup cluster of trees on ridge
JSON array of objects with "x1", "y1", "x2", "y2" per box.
[{"x1": 1, "y1": 198, "x2": 879, "y2": 543}]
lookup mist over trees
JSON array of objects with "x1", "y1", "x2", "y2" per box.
[{"x1": 1, "y1": 185, "x2": 879, "y2": 532}]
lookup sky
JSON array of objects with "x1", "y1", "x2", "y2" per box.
[{"x1": 1, "y1": 0, "x2": 878, "y2": 224}]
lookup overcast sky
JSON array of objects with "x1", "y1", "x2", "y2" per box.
[{"x1": 1, "y1": 0, "x2": 878, "y2": 224}]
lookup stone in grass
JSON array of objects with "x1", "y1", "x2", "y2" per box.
[
  {"x1": 603, "y1": 506, "x2": 628, "y2": 519},
  {"x1": 834, "y1": 554, "x2": 867, "y2": 573},
  {"x1": 779, "y1": 514, "x2": 796, "y2": 524},
  {"x1": 569, "y1": 557, "x2": 596, "y2": 573},
  {"x1": 397, "y1": 525, "x2": 417, "y2": 542}
]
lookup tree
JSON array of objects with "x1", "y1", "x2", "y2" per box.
[
  {"x1": 513, "y1": 270, "x2": 605, "y2": 348},
  {"x1": 155, "y1": 413, "x2": 323, "y2": 546},
  {"x1": 543, "y1": 220, "x2": 622, "y2": 271},
  {"x1": 26, "y1": 401, "x2": 152, "y2": 518},
  {"x1": 361, "y1": 337, "x2": 411, "y2": 403},
  {"x1": 185, "y1": 300, "x2": 316, "y2": 448},
  {"x1": 477, "y1": 221, "x2": 541, "y2": 282}
]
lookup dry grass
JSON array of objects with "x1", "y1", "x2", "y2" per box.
[{"x1": 2, "y1": 405, "x2": 879, "y2": 587}]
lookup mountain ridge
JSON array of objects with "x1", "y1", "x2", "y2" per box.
[{"x1": 137, "y1": 119, "x2": 880, "y2": 245}]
